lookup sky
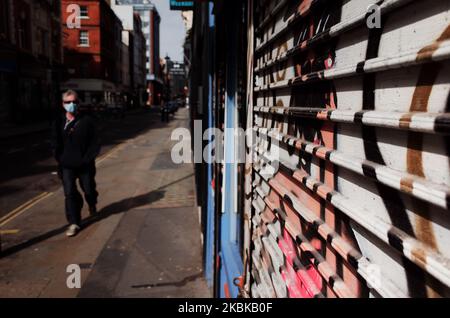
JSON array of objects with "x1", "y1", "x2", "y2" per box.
[{"x1": 152, "y1": 0, "x2": 186, "y2": 62}]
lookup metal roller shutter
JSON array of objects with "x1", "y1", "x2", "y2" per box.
[{"x1": 249, "y1": 0, "x2": 450, "y2": 298}]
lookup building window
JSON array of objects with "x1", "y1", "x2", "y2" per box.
[
  {"x1": 79, "y1": 30, "x2": 89, "y2": 46},
  {"x1": 80, "y1": 6, "x2": 89, "y2": 18}
]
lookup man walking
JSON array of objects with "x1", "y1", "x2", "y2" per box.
[{"x1": 52, "y1": 90, "x2": 100, "y2": 237}]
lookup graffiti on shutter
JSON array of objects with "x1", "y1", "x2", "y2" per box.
[{"x1": 249, "y1": 0, "x2": 450, "y2": 298}]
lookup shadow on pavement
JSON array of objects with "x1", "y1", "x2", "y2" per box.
[
  {"x1": 0, "y1": 107, "x2": 179, "y2": 222},
  {"x1": 0, "y1": 173, "x2": 194, "y2": 258},
  {"x1": 131, "y1": 271, "x2": 204, "y2": 289}
]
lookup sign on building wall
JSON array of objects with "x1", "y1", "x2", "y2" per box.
[{"x1": 169, "y1": 0, "x2": 194, "y2": 11}]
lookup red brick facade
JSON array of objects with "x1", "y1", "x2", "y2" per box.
[{"x1": 62, "y1": 0, "x2": 122, "y2": 83}]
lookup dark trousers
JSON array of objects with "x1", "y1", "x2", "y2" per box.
[{"x1": 61, "y1": 163, "x2": 98, "y2": 226}]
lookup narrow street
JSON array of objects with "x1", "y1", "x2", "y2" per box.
[{"x1": 0, "y1": 108, "x2": 210, "y2": 298}]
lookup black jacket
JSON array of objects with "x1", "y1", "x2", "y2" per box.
[{"x1": 51, "y1": 113, "x2": 100, "y2": 169}]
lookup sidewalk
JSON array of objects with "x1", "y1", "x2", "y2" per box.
[{"x1": 0, "y1": 108, "x2": 211, "y2": 298}]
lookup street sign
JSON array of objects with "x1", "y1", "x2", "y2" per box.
[{"x1": 169, "y1": 0, "x2": 194, "y2": 11}]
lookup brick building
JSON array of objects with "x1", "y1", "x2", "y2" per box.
[
  {"x1": 110, "y1": 2, "x2": 147, "y2": 108},
  {"x1": 131, "y1": 13, "x2": 147, "y2": 107},
  {"x1": 162, "y1": 56, "x2": 187, "y2": 101},
  {"x1": 147, "y1": 5, "x2": 163, "y2": 105},
  {"x1": 61, "y1": 0, "x2": 123, "y2": 107},
  {"x1": 0, "y1": 0, "x2": 63, "y2": 125},
  {"x1": 112, "y1": 0, "x2": 163, "y2": 106}
]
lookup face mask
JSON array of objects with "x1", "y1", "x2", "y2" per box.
[{"x1": 64, "y1": 102, "x2": 78, "y2": 113}]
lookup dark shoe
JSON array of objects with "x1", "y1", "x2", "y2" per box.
[{"x1": 89, "y1": 206, "x2": 97, "y2": 216}]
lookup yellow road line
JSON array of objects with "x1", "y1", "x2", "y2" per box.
[
  {"x1": 0, "y1": 192, "x2": 53, "y2": 227},
  {"x1": 0, "y1": 141, "x2": 127, "y2": 228},
  {"x1": 0, "y1": 229, "x2": 20, "y2": 235},
  {"x1": 96, "y1": 143, "x2": 126, "y2": 165}
]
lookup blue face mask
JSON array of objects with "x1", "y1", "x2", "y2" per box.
[{"x1": 64, "y1": 102, "x2": 78, "y2": 113}]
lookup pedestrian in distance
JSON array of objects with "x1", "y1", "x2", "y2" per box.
[
  {"x1": 161, "y1": 100, "x2": 170, "y2": 123},
  {"x1": 51, "y1": 90, "x2": 100, "y2": 237}
]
